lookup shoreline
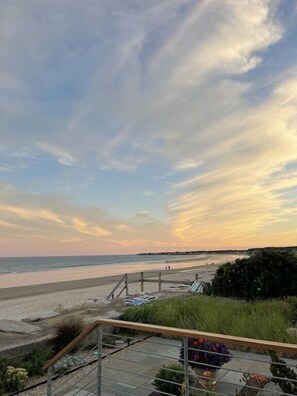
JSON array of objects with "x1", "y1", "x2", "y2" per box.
[
  {"x1": 0, "y1": 253, "x2": 213, "y2": 276},
  {"x1": 0, "y1": 253, "x2": 244, "y2": 291},
  {"x1": 0, "y1": 263, "x2": 218, "y2": 301}
]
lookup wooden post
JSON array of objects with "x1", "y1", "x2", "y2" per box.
[
  {"x1": 158, "y1": 272, "x2": 162, "y2": 291},
  {"x1": 97, "y1": 325, "x2": 103, "y2": 395},
  {"x1": 141, "y1": 272, "x2": 144, "y2": 292},
  {"x1": 125, "y1": 274, "x2": 129, "y2": 295},
  {"x1": 195, "y1": 273, "x2": 198, "y2": 281}
]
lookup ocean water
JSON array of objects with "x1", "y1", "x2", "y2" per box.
[{"x1": 0, "y1": 254, "x2": 204, "y2": 275}]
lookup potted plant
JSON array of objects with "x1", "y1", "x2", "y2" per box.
[
  {"x1": 179, "y1": 337, "x2": 231, "y2": 393},
  {"x1": 153, "y1": 363, "x2": 195, "y2": 396},
  {"x1": 180, "y1": 338, "x2": 231, "y2": 371}
]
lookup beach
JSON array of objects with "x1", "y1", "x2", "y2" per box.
[{"x1": 0, "y1": 254, "x2": 244, "y2": 352}]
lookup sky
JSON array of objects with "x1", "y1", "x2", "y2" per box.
[{"x1": 0, "y1": 0, "x2": 297, "y2": 256}]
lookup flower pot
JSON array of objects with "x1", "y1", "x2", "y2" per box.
[{"x1": 191, "y1": 368, "x2": 217, "y2": 396}]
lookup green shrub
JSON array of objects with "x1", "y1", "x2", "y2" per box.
[
  {"x1": 22, "y1": 348, "x2": 52, "y2": 376},
  {"x1": 4, "y1": 366, "x2": 28, "y2": 392},
  {"x1": 210, "y1": 248, "x2": 297, "y2": 300},
  {"x1": 48, "y1": 317, "x2": 84, "y2": 354},
  {"x1": 0, "y1": 348, "x2": 52, "y2": 384},
  {"x1": 270, "y1": 352, "x2": 297, "y2": 394},
  {"x1": 153, "y1": 363, "x2": 194, "y2": 396},
  {"x1": 0, "y1": 349, "x2": 52, "y2": 395},
  {"x1": 0, "y1": 378, "x2": 5, "y2": 395}
]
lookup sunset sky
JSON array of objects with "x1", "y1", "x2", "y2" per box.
[{"x1": 0, "y1": 0, "x2": 297, "y2": 256}]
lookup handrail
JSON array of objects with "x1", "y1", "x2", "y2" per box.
[
  {"x1": 44, "y1": 318, "x2": 297, "y2": 371},
  {"x1": 106, "y1": 273, "x2": 127, "y2": 300},
  {"x1": 43, "y1": 321, "x2": 97, "y2": 370},
  {"x1": 95, "y1": 319, "x2": 297, "y2": 354}
]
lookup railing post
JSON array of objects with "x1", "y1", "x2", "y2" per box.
[
  {"x1": 97, "y1": 325, "x2": 103, "y2": 395},
  {"x1": 47, "y1": 366, "x2": 52, "y2": 396},
  {"x1": 141, "y1": 272, "x2": 144, "y2": 292},
  {"x1": 125, "y1": 273, "x2": 129, "y2": 295},
  {"x1": 183, "y1": 337, "x2": 190, "y2": 396}
]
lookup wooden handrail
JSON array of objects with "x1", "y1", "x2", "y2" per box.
[
  {"x1": 44, "y1": 318, "x2": 297, "y2": 370},
  {"x1": 106, "y1": 273, "x2": 127, "y2": 300},
  {"x1": 43, "y1": 321, "x2": 98, "y2": 371},
  {"x1": 95, "y1": 319, "x2": 297, "y2": 355}
]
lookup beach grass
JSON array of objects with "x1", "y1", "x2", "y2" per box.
[{"x1": 120, "y1": 295, "x2": 297, "y2": 343}]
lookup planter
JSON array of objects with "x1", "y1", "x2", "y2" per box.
[{"x1": 191, "y1": 368, "x2": 217, "y2": 396}]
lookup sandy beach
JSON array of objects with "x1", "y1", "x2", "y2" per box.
[
  {"x1": 0, "y1": 254, "x2": 244, "y2": 320},
  {"x1": 0, "y1": 254, "x2": 245, "y2": 352}
]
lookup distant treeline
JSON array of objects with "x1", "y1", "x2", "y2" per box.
[{"x1": 138, "y1": 246, "x2": 297, "y2": 256}]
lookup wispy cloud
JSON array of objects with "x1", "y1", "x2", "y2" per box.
[
  {"x1": 0, "y1": 0, "x2": 296, "y2": 254},
  {"x1": 169, "y1": 75, "x2": 297, "y2": 248},
  {"x1": 0, "y1": 183, "x2": 173, "y2": 255},
  {"x1": 37, "y1": 143, "x2": 76, "y2": 167},
  {"x1": 175, "y1": 160, "x2": 203, "y2": 171}
]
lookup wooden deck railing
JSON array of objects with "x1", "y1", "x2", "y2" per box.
[{"x1": 44, "y1": 318, "x2": 297, "y2": 371}]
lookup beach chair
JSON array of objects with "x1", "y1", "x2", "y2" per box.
[
  {"x1": 124, "y1": 295, "x2": 158, "y2": 306},
  {"x1": 188, "y1": 280, "x2": 205, "y2": 294}
]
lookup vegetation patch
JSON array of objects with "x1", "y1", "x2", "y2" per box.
[
  {"x1": 120, "y1": 295, "x2": 297, "y2": 343},
  {"x1": 208, "y1": 248, "x2": 297, "y2": 300},
  {"x1": 0, "y1": 348, "x2": 51, "y2": 394},
  {"x1": 48, "y1": 317, "x2": 84, "y2": 354},
  {"x1": 153, "y1": 363, "x2": 195, "y2": 396}
]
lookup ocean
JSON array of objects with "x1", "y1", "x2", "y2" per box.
[{"x1": 0, "y1": 254, "x2": 205, "y2": 275}]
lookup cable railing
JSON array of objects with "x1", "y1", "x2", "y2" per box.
[{"x1": 43, "y1": 319, "x2": 297, "y2": 396}]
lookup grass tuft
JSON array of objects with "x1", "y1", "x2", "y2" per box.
[
  {"x1": 48, "y1": 317, "x2": 84, "y2": 354},
  {"x1": 120, "y1": 295, "x2": 297, "y2": 343}
]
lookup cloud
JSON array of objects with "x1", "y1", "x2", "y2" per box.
[
  {"x1": 0, "y1": 1, "x2": 282, "y2": 170},
  {"x1": 71, "y1": 217, "x2": 111, "y2": 238},
  {"x1": 0, "y1": 165, "x2": 14, "y2": 172},
  {"x1": 37, "y1": 143, "x2": 75, "y2": 166},
  {"x1": 0, "y1": 183, "x2": 172, "y2": 255},
  {"x1": 176, "y1": 160, "x2": 203, "y2": 171},
  {"x1": 0, "y1": 0, "x2": 297, "y2": 253},
  {"x1": 169, "y1": 76, "x2": 297, "y2": 248}
]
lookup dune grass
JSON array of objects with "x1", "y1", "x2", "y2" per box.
[{"x1": 120, "y1": 295, "x2": 297, "y2": 343}]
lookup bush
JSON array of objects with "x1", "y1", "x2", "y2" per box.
[
  {"x1": 0, "y1": 348, "x2": 52, "y2": 382},
  {"x1": 22, "y1": 348, "x2": 52, "y2": 376},
  {"x1": 270, "y1": 352, "x2": 297, "y2": 394},
  {"x1": 0, "y1": 377, "x2": 5, "y2": 395},
  {"x1": 0, "y1": 349, "x2": 52, "y2": 395},
  {"x1": 153, "y1": 364, "x2": 194, "y2": 396},
  {"x1": 209, "y1": 248, "x2": 297, "y2": 300},
  {"x1": 48, "y1": 317, "x2": 84, "y2": 354},
  {"x1": 4, "y1": 366, "x2": 28, "y2": 392}
]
